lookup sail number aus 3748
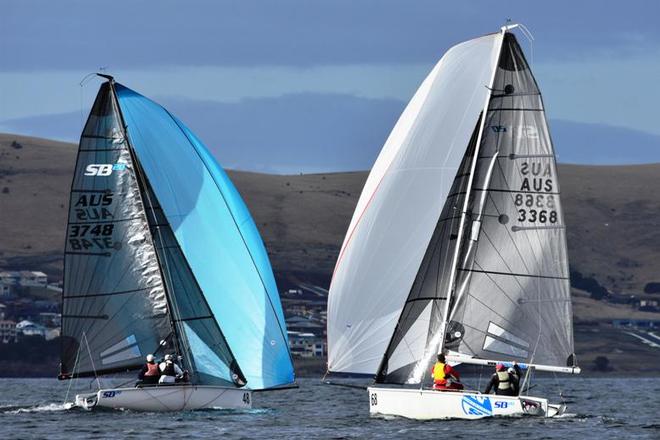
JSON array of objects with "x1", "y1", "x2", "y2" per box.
[{"x1": 68, "y1": 223, "x2": 116, "y2": 251}]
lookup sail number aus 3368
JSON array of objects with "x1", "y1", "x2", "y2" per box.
[{"x1": 515, "y1": 161, "x2": 558, "y2": 224}]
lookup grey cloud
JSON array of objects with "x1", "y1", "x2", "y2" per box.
[{"x1": 1, "y1": 1, "x2": 659, "y2": 71}]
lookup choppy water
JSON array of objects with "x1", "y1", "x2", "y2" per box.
[{"x1": 1, "y1": 377, "x2": 658, "y2": 439}]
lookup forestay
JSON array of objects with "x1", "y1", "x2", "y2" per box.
[
  {"x1": 61, "y1": 83, "x2": 171, "y2": 377},
  {"x1": 328, "y1": 32, "x2": 503, "y2": 375}
]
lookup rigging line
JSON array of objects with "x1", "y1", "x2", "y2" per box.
[
  {"x1": 115, "y1": 95, "x2": 191, "y2": 371},
  {"x1": 440, "y1": 33, "x2": 506, "y2": 349},
  {"x1": 166, "y1": 110, "x2": 292, "y2": 360},
  {"x1": 63, "y1": 337, "x2": 83, "y2": 404},
  {"x1": 145, "y1": 192, "x2": 244, "y2": 384},
  {"x1": 448, "y1": 80, "x2": 508, "y2": 323},
  {"x1": 385, "y1": 124, "x2": 478, "y2": 379},
  {"x1": 446, "y1": 137, "x2": 484, "y2": 328},
  {"x1": 82, "y1": 332, "x2": 101, "y2": 390},
  {"x1": 150, "y1": 219, "x2": 244, "y2": 383},
  {"x1": 376, "y1": 138, "x2": 478, "y2": 381}
]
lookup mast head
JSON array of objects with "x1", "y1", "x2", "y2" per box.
[
  {"x1": 501, "y1": 23, "x2": 520, "y2": 33},
  {"x1": 96, "y1": 73, "x2": 115, "y2": 82}
]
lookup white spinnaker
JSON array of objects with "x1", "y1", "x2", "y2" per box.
[{"x1": 327, "y1": 32, "x2": 504, "y2": 375}]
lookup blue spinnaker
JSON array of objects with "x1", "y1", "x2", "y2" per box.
[{"x1": 115, "y1": 84, "x2": 294, "y2": 389}]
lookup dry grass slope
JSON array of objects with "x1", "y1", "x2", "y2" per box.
[{"x1": 2, "y1": 133, "x2": 660, "y2": 297}]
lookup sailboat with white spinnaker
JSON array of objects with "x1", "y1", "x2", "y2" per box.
[{"x1": 327, "y1": 24, "x2": 580, "y2": 420}]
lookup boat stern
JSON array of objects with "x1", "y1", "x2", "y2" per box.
[{"x1": 74, "y1": 392, "x2": 98, "y2": 411}]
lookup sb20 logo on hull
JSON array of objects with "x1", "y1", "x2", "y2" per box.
[{"x1": 84, "y1": 163, "x2": 127, "y2": 177}]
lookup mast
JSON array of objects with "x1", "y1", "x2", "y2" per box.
[
  {"x1": 106, "y1": 76, "x2": 187, "y2": 364},
  {"x1": 437, "y1": 29, "x2": 506, "y2": 355}
]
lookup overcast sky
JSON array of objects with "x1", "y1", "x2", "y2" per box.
[{"x1": 1, "y1": 1, "x2": 659, "y2": 172}]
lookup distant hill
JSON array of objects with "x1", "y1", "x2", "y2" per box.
[{"x1": 2, "y1": 132, "x2": 660, "y2": 296}]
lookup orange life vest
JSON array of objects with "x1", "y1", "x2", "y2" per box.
[{"x1": 144, "y1": 362, "x2": 159, "y2": 377}]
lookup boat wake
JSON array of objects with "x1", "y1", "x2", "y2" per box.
[
  {"x1": 2, "y1": 402, "x2": 76, "y2": 414},
  {"x1": 553, "y1": 412, "x2": 578, "y2": 419}
]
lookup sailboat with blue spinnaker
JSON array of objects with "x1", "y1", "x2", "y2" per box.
[{"x1": 59, "y1": 75, "x2": 294, "y2": 411}]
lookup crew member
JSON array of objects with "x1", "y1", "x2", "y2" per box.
[
  {"x1": 158, "y1": 354, "x2": 184, "y2": 384},
  {"x1": 508, "y1": 363, "x2": 522, "y2": 395},
  {"x1": 483, "y1": 363, "x2": 518, "y2": 396},
  {"x1": 431, "y1": 353, "x2": 464, "y2": 391},
  {"x1": 137, "y1": 354, "x2": 160, "y2": 386}
]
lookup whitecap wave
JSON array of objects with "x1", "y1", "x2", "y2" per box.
[{"x1": 3, "y1": 402, "x2": 75, "y2": 414}]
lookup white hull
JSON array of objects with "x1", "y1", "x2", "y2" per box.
[
  {"x1": 367, "y1": 387, "x2": 565, "y2": 420},
  {"x1": 75, "y1": 385, "x2": 252, "y2": 412}
]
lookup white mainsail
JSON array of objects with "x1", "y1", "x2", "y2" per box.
[{"x1": 327, "y1": 32, "x2": 503, "y2": 375}]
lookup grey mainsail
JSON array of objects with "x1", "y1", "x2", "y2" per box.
[
  {"x1": 60, "y1": 83, "x2": 171, "y2": 377},
  {"x1": 374, "y1": 31, "x2": 576, "y2": 386},
  {"x1": 448, "y1": 32, "x2": 574, "y2": 368}
]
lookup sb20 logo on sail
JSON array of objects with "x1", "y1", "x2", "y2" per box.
[{"x1": 84, "y1": 163, "x2": 127, "y2": 176}]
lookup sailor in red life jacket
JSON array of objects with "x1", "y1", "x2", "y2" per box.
[
  {"x1": 431, "y1": 353, "x2": 464, "y2": 391},
  {"x1": 137, "y1": 354, "x2": 160, "y2": 386}
]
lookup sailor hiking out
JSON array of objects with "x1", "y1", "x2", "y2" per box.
[
  {"x1": 431, "y1": 354, "x2": 464, "y2": 391},
  {"x1": 483, "y1": 363, "x2": 521, "y2": 396}
]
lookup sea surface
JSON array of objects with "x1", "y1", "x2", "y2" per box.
[{"x1": 0, "y1": 377, "x2": 658, "y2": 439}]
